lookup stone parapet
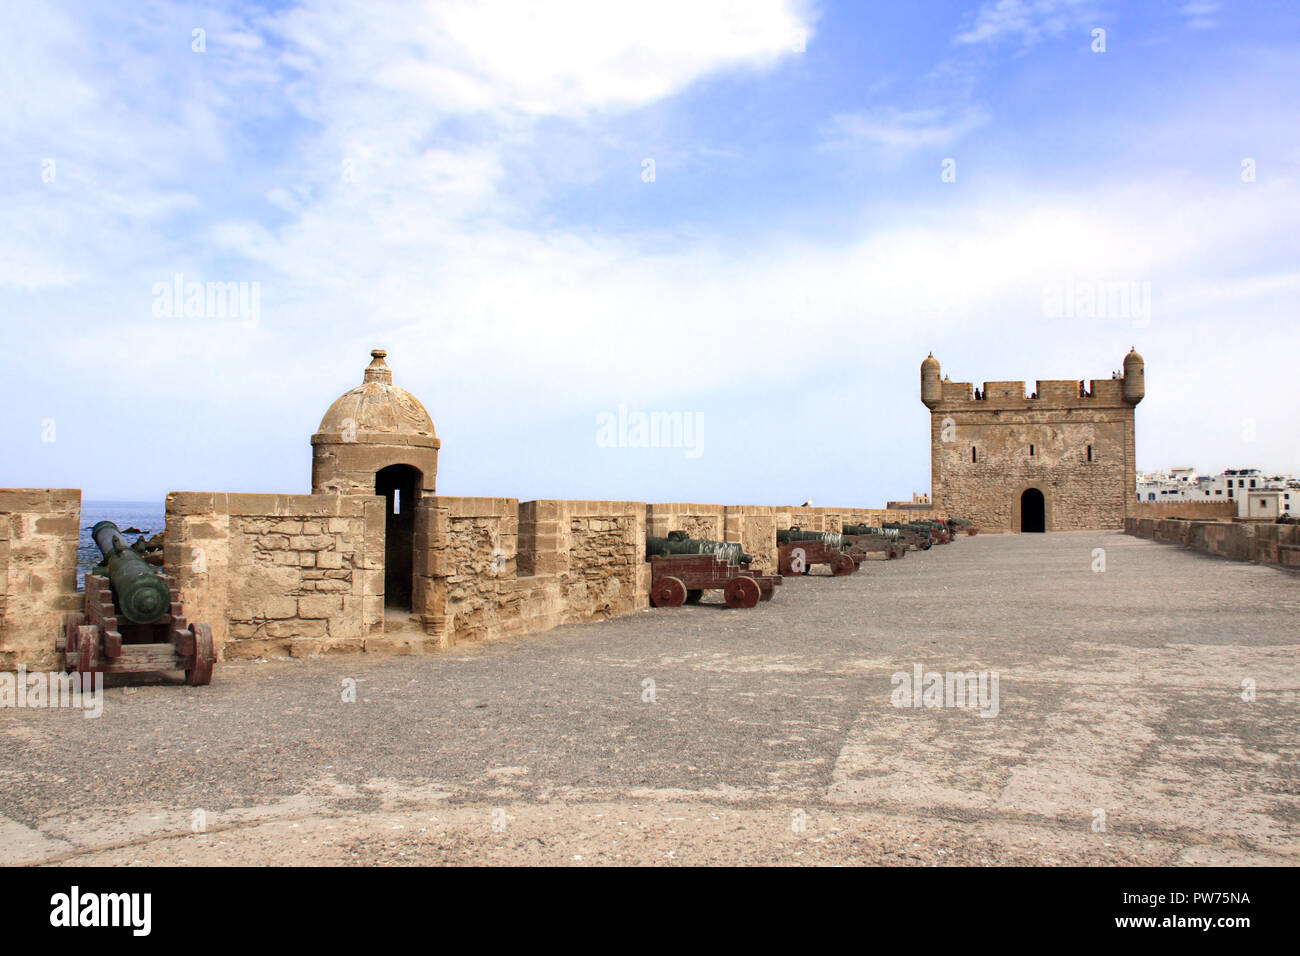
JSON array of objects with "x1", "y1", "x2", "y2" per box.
[
  {"x1": 1125, "y1": 516, "x2": 1300, "y2": 570},
  {"x1": 164, "y1": 491, "x2": 386, "y2": 661},
  {"x1": 0, "y1": 489, "x2": 82, "y2": 670}
]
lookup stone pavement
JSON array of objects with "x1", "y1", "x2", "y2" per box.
[{"x1": 2, "y1": 530, "x2": 1296, "y2": 866}]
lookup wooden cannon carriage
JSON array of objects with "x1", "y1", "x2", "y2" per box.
[
  {"x1": 889, "y1": 520, "x2": 955, "y2": 545},
  {"x1": 881, "y1": 523, "x2": 935, "y2": 551},
  {"x1": 57, "y1": 521, "x2": 215, "y2": 685},
  {"x1": 922, "y1": 521, "x2": 954, "y2": 544},
  {"x1": 647, "y1": 533, "x2": 780, "y2": 609},
  {"x1": 841, "y1": 525, "x2": 906, "y2": 560},
  {"x1": 948, "y1": 517, "x2": 980, "y2": 536},
  {"x1": 777, "y1": 529, "x2": 861, "y2": 577}
]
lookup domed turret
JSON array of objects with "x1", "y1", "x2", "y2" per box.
[
  {"x1": 921, "y1": 353, "x2": 942, "y2": 409},
  {"x1": 1122, "y1": 347, "x2": 1145, "y2": 405},
  {"x1": 311, "y1": 350, "x2": 440, "y2": 495}
]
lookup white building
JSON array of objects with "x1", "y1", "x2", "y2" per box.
[
  {"x1": 1136, "y1": 467, "x2": 1296, "y2": 515},
  {"x1": 1240, "y1": 488, "x2": 1283, "y2": 519},
  {"x1": 1136, "y1": 466, "x2": 1209, "y2": 503}
]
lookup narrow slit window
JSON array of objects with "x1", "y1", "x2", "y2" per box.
[
  {"x1": 1087, "y1": 444, "x2": 1093, "y2": 462},
  {"x1": 1029, "y1": 444, "x2": 1035, "y2": 457},
  {"x1": 972, "y1": 446, "x2": 978, "y2": 463},
  {"x1": 394, "y1": 488, "x2": 401, "y2": 515}
]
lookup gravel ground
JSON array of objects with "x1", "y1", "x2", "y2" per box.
[{"x1": 2, "y1": 530, "x2": 1296, "y2": 866}]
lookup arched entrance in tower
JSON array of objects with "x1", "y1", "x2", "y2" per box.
[
  {"x1": 1020, "y1": 488, "x2": 1046, "y2": 533},
  {"x1": 376, "y1": 464, "x2": 421, "y2": 611}
]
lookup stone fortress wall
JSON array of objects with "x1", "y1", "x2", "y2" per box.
[
  {"x1": 162, "y1": 492, "x2": 387, "y2": 660},
  {"x1": 1127, "y1": 516, "x2": 1300, "y2": 569},
  {"x1": 0, "y1": 490, "x2": 943, "y2": 667},
  {"x1": 0, "y1": 489, "x2": 82, "y2": 670},
  {"x1": 431, "y1": 496, "x2": 649, "y2": 650},
  {"x1": 1129, "y1": 500, "x2": 1237, "y2": 520},
  {"x1": 0, "y1": 351, "x2": 954, "y2": 669}
]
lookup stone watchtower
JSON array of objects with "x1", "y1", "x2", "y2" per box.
[
  {"x1": 312, "y1": 349, "x2": 440, "y2": 616},
  {"x1": 920, "y1": 349, "x2": 1144, "y2": 532},
  {"x1": 312, "y1": 350, "x2": 440, "y2": 496}
]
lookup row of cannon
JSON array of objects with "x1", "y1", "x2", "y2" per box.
[
  {"x1": 645, "y1": 517, "x2": 978, "y2": 610},
  {"x1": 61, "y1": 515, "x2": 981, "y2": 681}
]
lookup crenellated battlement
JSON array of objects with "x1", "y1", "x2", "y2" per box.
[{"x1": 929, "y1": 374, "x2": 1134, "y2": 409}]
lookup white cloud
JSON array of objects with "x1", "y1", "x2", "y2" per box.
[
  {"x1": 1180, "y1": 2, "x2": 1222, "y2": 30},
  {"x1": 1156, "y1": 271, "x2": 1300, "y2": 314},
  {"x1": 1, "y1": 0, "x2": 816, "y2": 294},
  {"x1": 193, "y1": 172, "x2": 1299, "y2": 416},
  {"x1": 276, "y1": 0, "x2": 813, "y2": 120},
  {"x1": 821, "y1": 105, "x2": 991, "y2": 151},
  {"x1": 955, "y1": 0, "x2": 1097, "y2": 47}
]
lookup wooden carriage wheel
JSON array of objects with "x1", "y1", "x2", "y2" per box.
[
  {"x1": 186, "y1": 623, "x2": 215, "y2": 686},
  {"x1": 831, "y1": 553, "x2": 856, "y2": 576},
  {"x1": 651, "y1": 576, "x2": 688, "y2": 608},
  {"x1": 723, "y1": 576, "x2": 761, "y2": 609}
]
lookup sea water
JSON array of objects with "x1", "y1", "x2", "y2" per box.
[{"x1": 77, "y1": 501, "x2": 166, "y2": 587}]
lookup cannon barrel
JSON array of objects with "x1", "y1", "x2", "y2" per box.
[
  {"x1": 646, "y1": 533, "x2": 751, "y2": 565},
  {"x1": 843, "y1": 524, "x2": 901, "y2": 538},
  {"x1": 91, "y1": 520, "x2": 171, "y2": 624},
  {"x1": 777, "y1": 528, "x2": 844, "y2": 548},
  {"x1": 842, "y1": 523, "x2": 893, "y2": 537}
]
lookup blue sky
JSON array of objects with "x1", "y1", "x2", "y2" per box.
[{"x1": 2, "y1": 0, "x2": 1297, "y2": 503}]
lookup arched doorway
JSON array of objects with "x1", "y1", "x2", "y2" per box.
[
  {"x1": 376, "y1": 464, "x2": 421, "y2": 611},
  {"x1": 1020, "y1": 488, "x2": 1046, "y2": 533}
]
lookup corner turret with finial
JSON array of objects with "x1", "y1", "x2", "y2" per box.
[
  {"x1": 1122, "y1": 347, "x2": 1145, "y2": 405},
  {"x1": 921, "y1": 353, "x2": 942, "y2": 409}
]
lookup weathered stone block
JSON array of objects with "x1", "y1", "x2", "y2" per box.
[
  {"x1": 188, "y1": 522, "x2": 227, "y2": 541},
  {"x1": 265, "y1": 618, "x2": 327, "y2": 638},
  {"x1": 298, "y1": 594, "x2": 344, "y2": 619},
  {"x1": 34, "y1": 516, "x2": 79, "y2": 535},
  {"x1": 230, "y1": 595, "x2": 297, "y2": 620}
]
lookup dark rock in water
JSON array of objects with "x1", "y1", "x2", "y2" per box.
[{"x1": 122, "y1": 526, "x2": 142, "y2": 534}]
